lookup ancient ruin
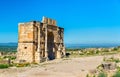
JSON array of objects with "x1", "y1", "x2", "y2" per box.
[{"x1": 17, "y1": 17, "x2": 65, "y2": 63}]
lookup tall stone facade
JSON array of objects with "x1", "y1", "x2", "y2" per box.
[{"x1": 17, "y1": 17, "x2": 65, "y2": 63}]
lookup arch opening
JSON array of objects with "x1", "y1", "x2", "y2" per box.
[{"x1": 47, "y1": 32, "x2": 55, "y2": 60}]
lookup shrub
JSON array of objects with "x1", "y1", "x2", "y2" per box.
[
  {"x1": 86, "y1": 74, "x2": 89, "y2": 77},
  {"x1": 98, "y1": 72, "x2": 107, "y2": 77},
  {"x1": 3, "y1": 56, "x2": 16, "y2": 60},
  {"x1": 103, "y1": 57, "x2": 106, "y2": 61},
  {"x1": 114, "y1": 59, "x2": 120, "y2": 63},
  {"x1": 113, "y1": 48, "x2": 118, "y2": 51},
  {"x1": 97, "y1": 64, "x2": 103, "y2": 71},
  {"x1": 116, "y1": 66, "x2": 120, "y2": 71},
  {"x1": 102, "y1": 49, "x2": 109, "y2": 52},
  {"x1": 93, "y1": 75, "x2": 96, "y2": 77},
  {"x1": 0, "y1": 64, "x2": 9, "y2": 69},
  {"x1": 15, "y1": 63, "x2": 30, "y2": 67},
  {"x1": 96, "y1": 50, "x2": 99, "y2": 54},
  {"x1": 113, "y1": 71, "x2": 120, "y2": 77}
]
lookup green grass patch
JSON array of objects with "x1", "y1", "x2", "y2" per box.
[
  {"x1": 0, "y1": 64, "x2": 9, "y2": 69},
  {"x1": 113, "y1": 71, "x2": 120, "y2": 77},
  {"x1": 98, "y1": 72, "x2": 107, "y2": 77}
]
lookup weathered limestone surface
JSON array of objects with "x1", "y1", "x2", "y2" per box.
[
  {"x1": 17, "y1": 17, "x2": 65, "y2": 63},
  {"x1": 17, "y1": 43, "x2": 34, "y2": 63}
]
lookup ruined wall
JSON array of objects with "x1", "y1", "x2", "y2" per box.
[{"x1": 17, "y1": 22, "x2": 36, "y2": 63}]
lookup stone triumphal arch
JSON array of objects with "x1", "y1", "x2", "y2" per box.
[{"x1": 17, "y1": 17, "x2": 65, "y2": 63}]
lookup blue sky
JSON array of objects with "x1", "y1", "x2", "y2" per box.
[{"x1": 0, "y1": 0, "x2": 120, "y2": 44}]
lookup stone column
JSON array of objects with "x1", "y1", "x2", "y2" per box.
[
  {"x1": 61, "y1": 28, "x2": 65, "y2": 57},
  {"x1": 62, "y1": 46, "x2": 66, "y2": 56},
  {"x1": 35, "y1": 23, "x2": 41, "y2": 63},
  {"x1": 45, "y1": 24, "x2": 48, "y2": 60},
  {"x1": 37, "y1": 25, "x2": 40, "y2": 52}
]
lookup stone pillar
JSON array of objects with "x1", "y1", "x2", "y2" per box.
[
  {"x1": 62, "y1": 46, "x2": 66, "y2": 56},
  {"x1": 35, "y1": 23, "x2": 41, "y2": 63},
  {"x1": 45, "y1": 24, "x2": 48, "y2": 60},
  {"x1": 60, "y1": 28, "x2": 65, "y2": 57},
  {"x1": 56, "y1": 45, "x2": 62, "y2": 59},
  {"x1": 37, "y1": 24, "x2": 40, "y2": 52}
]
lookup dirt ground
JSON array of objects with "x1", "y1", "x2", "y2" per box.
[{"x1": 0, "y1": 54, "x2": 119, "y2": 77}]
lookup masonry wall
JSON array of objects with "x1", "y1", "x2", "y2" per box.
[
  {"x1": 17, "y1": 43, "x2": 34, "y2": 63},
  {"x1": 17, "y1": 22, "x2": 36, "y2": 63},
  {"x1": 18, "y1": 22, "x2": 34, "y2": 42}
]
